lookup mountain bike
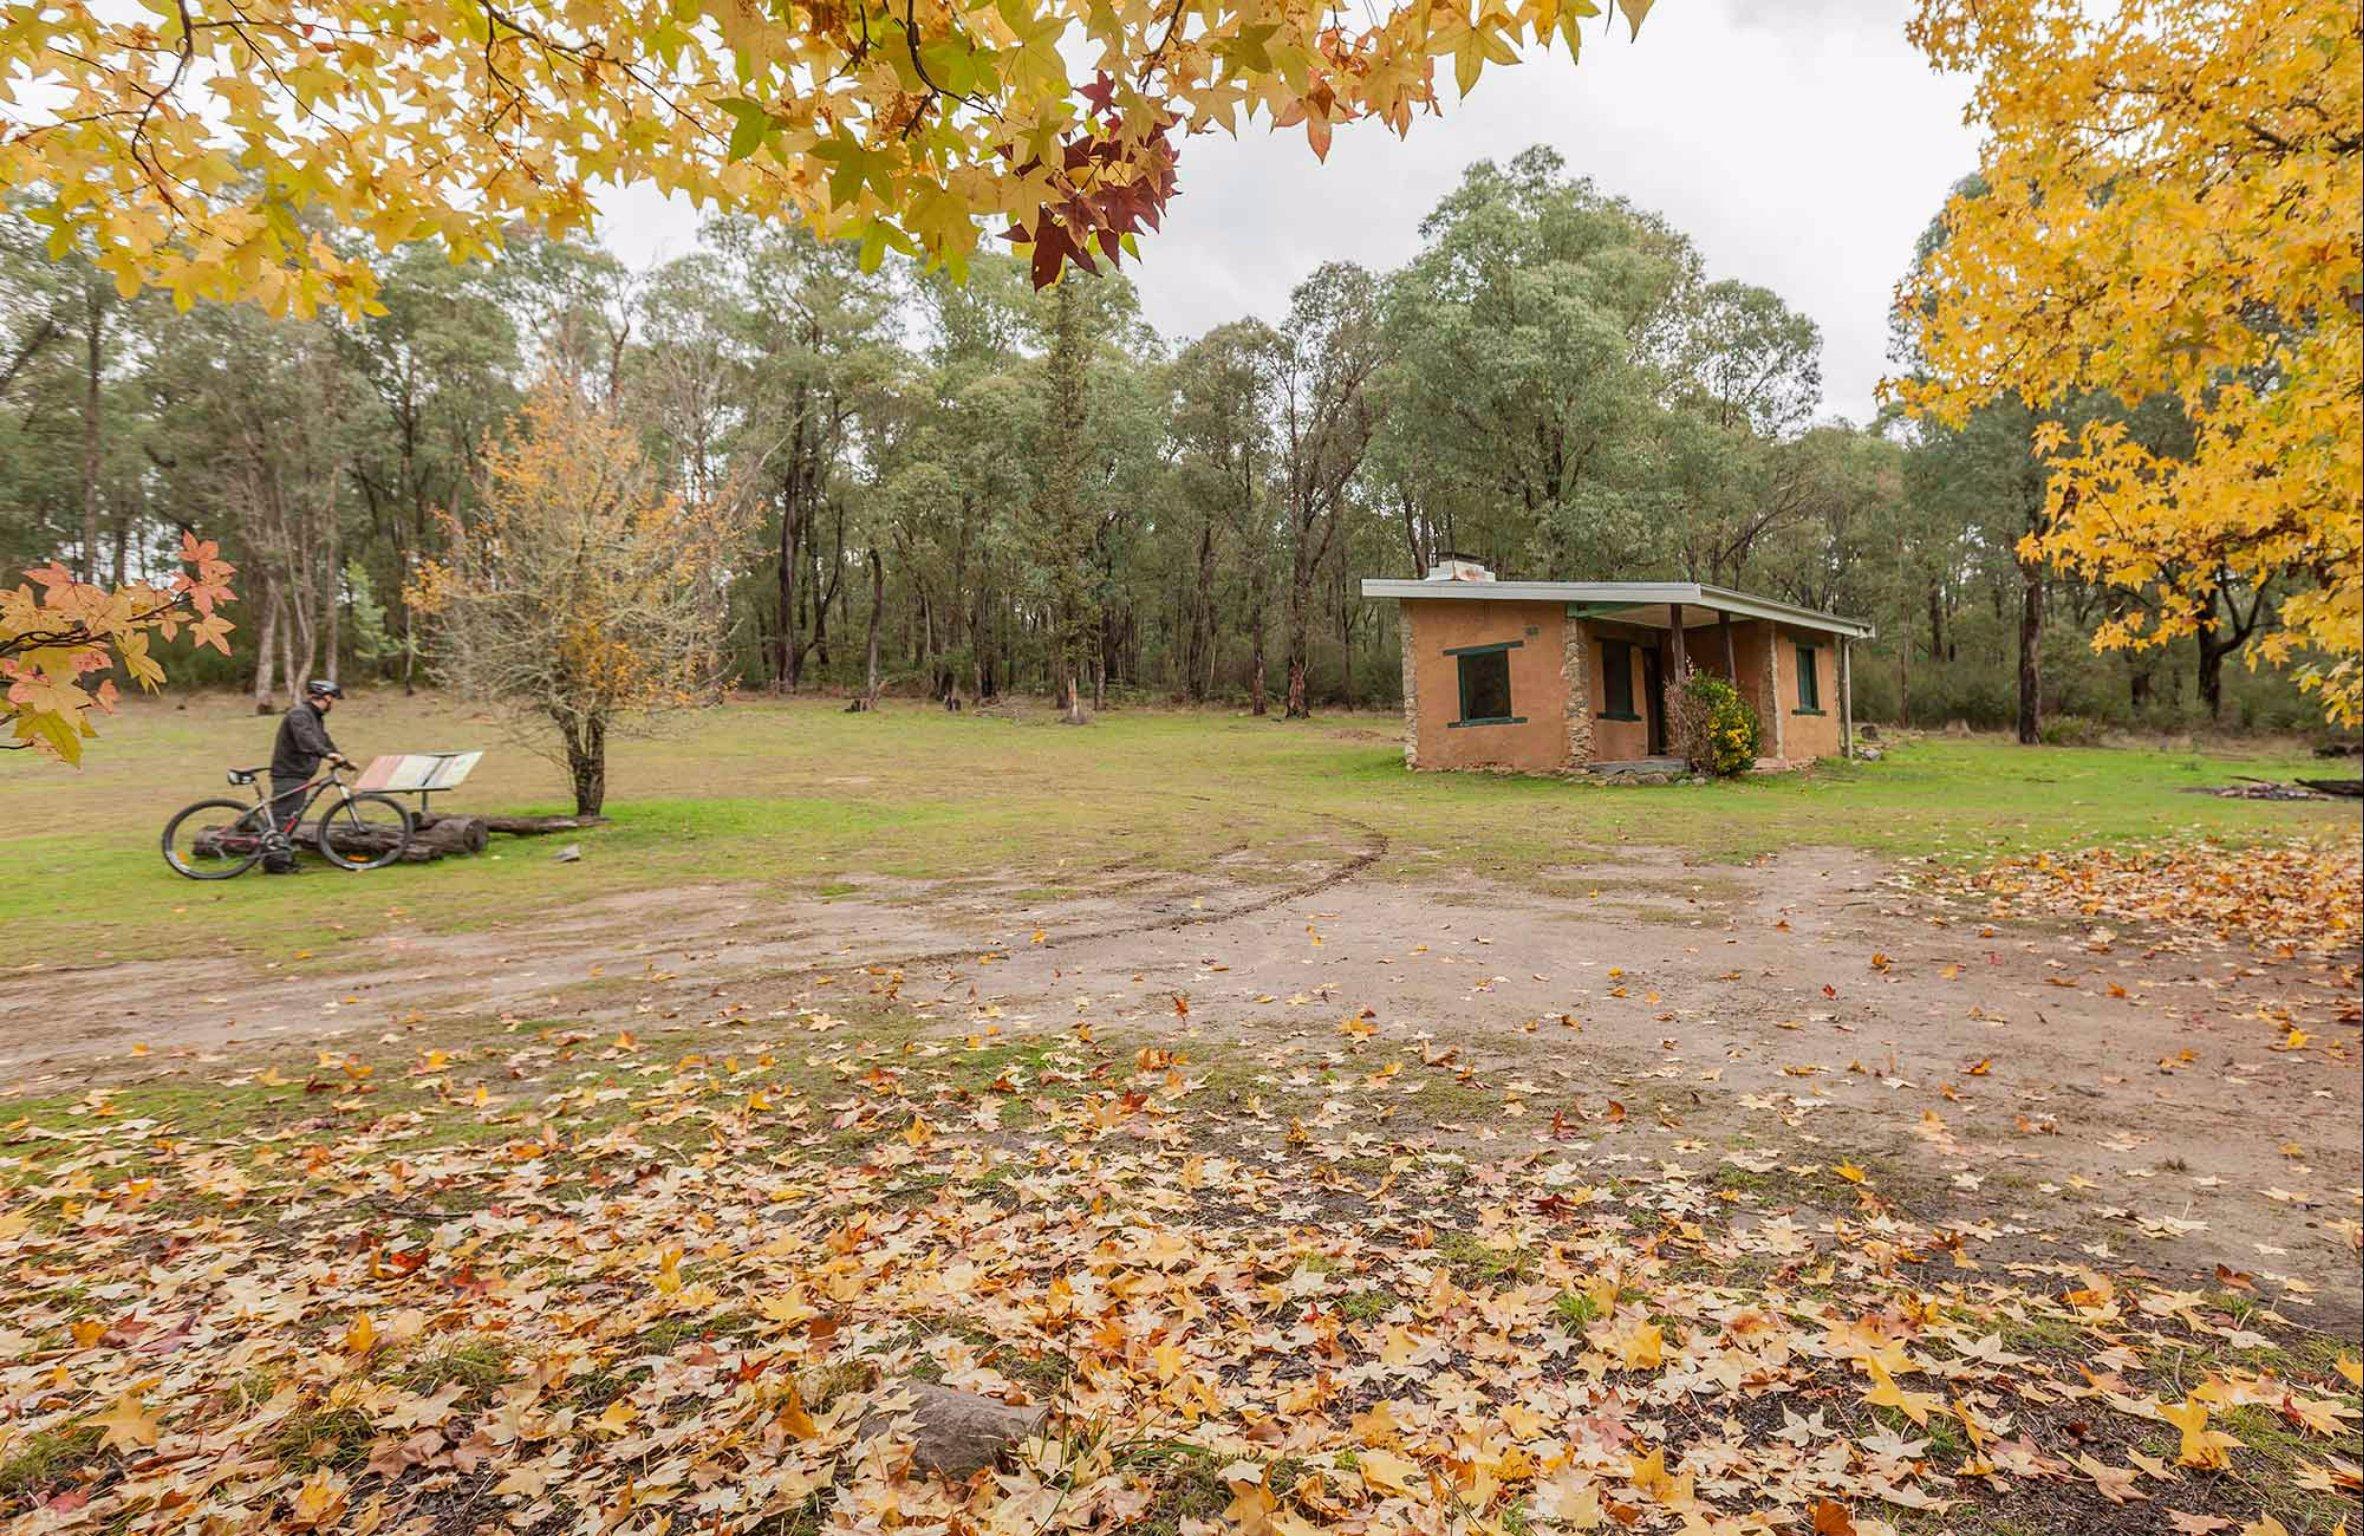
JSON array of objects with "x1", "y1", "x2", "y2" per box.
[{"x1": 161, "y1": 763, "x2": 414, "y2": 879}]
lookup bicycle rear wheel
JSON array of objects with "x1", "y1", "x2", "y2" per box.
[
  {"x1": 163, "y1": 798, "x2": 271, "y2": 879},
  {"x1": 316, "y1": 792, "x2": 413, "y2": 870}
]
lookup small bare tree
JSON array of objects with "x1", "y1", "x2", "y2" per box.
[{"x1": 409, "y1": 382, "x2": 747, "y2": 815}]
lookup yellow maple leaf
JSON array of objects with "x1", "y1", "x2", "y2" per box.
[
  {"x1": 775, "y1": 1382, "x2": 818, "y2": 1440},
  {"x1": 1612, "y1": 1317, "x2": 1664, "y2": 1370},
  {"x1": 1626, "y1": 1446, "x2": 1694, "y2": 1506},
  {"x1": 1861, "y1": 1356, "x2": 1941, "y2": 1427},
  {"x1": 289, "y1": 1467, "x2": 349, "y2": 1528},
  {"x1": 1358, "y1": 1448, "x2": 1421, "y2": 1495},
  {"x1": 87, "y1": 1391, "x2": 160, "y2": 1452},
  {"x1": 1351, "y1": 1398, "x2": 1401, "y2": 1447},
  {"x1": 2158, "y1": 1396, "x2": 2240, "y2": 1470}
]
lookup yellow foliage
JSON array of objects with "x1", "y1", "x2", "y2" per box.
[
  {"x1": 1896, "y1": 0, "x2": 2362, "y2": 723},
  {"x1": 407, "y1": 382, "x2": 749, "y2": 761},
  {"x1": 1, "y1": 533, "x2": 236, "y2": 762},
  {"x1": 0, "y1": 0, "x2": 1645, "y2": 307}
]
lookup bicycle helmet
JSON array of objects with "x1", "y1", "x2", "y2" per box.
[{"x1": 306, "y1": 679, "x2": 345, "y2": 699}]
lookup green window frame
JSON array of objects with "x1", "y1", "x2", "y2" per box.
[
  {"x1": 1794, "y1": 643, "x2": 1823, "y2": 713},
  {"x1": 1446, "y1": 641, "x2": 1523, "y2": 727},
  {"x1": 1597, "y1": 639, "x2": 1638, "y2": 721}
]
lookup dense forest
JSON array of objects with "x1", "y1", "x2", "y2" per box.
[{"x1": 0, "y1": 147, "x2": 2321, "y2": 737}]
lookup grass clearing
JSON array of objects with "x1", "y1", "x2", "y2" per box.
[{"x1": 0, "y1": 691, "x2": 2344, "y2": 963}]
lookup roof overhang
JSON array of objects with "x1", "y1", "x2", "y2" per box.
[{"x1": 1357, "y1": 578, "x2": 1875, "y2": 641}]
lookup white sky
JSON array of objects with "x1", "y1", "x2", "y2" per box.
[{"x1": 597, "y1": 0, "x2": 1980, "y2": 425}]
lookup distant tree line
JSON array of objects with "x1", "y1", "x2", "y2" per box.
[{"x1": 0, "y1": 147, "x2": 2326, "y2": 739}]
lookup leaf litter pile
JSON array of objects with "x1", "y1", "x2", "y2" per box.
[
  {"x1": 1953, "y1": 837, "x2": 2363, "y2": 957},
  {"x1": 4, "y1": 1013, "x2": 2360, "y2": 1536}
]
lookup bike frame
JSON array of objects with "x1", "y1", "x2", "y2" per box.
[{"x1": 253, "y1": 767, "x2": 359, "y2": 846}]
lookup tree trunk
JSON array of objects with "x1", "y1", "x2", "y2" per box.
[
  {"x1": 401, "y1": 598, "x2": 418, "y2": 695},
  {"x1": 251, "y1": 578, "x2": 281, "y2": 714},
  {"x1": 773, "y1": 480, "x2": 799, "y2": 690},
  {"x1": 2016, "y1": 473, "x2": 2057, "y2": 745},
  {"x1": 2016, "y1": 565, "x2": 2043, "y2": 745},
  {"x1": 79, "y1": 289, "x2": 103, "y2": 586},
  {"x1": 2194, "y1": 577, "x2": 2264, "y2": 725},
  {"x1": 321, "y1": 521, "x2": 342, "y2": 686},
  {"x1": 274, "y1": 588, "x2": 299, "y2": 707},
  {"x1": 853, "y1": 547, "x2": 884, "y2": 711},
  {"x1": 813, "y1": 501, "x2": 842, "y2": 671},
  {"x1": 1283, "y1": 564, "x2": 1313, "y2": 719},
  {"x1": 561, "y1": 714, "x2": 607, "y2": 816},
  {"x1": 1338, "y1": 571, "x2": 1355, "y2": 712},
  {"x1": 1185, "y1": 516, "x2": 1217, "y2": 702},
  {"x1": 2199, "y1": 635, "x2": 2228, "y2": 721},
  {"x1": 1040, "y1": 280, "x2": 1093, "y2": 726},
  {"x1": 1247, "y1": 560, "x2": 1270, "y2": 717}
]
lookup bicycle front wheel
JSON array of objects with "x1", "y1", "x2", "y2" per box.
[
  {"x1": 163, "y1": 798, "x2": 271, "y2": 880},
  {"x1": 316, "y1": 792, "x2": 414, "y2": 870}
]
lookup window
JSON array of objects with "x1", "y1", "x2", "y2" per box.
[
  {"x1": 1598, "y1": 640, "x2": 1637, "y2": 720},
  {"x1": 1795, "y1": 643, "x2": 1822, "y2": 712},
  {"x1": 1449, "y1": 642, "x2": 1520, "y2": 726}
]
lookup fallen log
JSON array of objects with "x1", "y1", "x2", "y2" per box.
[
  {"x1": 191, "y1": 816, "x2": 487, "y2": 863},
  {"x1": 407, "y1": 812, "x2": 491, "y2": 853},
  {"x1": 317, "y1": 817, "x2": 484, "y2": 856},
  {"x1": 192, "y1": 823, "x2": 445, "y2": 863},
  {"x1": 2296, "y1": 777, "x2": 2363, "y2": 799},
  {"x1": 478, "y1": 813, "x2": 608, "y2": 836}
]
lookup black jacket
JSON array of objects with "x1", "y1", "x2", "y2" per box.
[{"x1": 271, "y1": 701, "x2": 340, "y2": 781}]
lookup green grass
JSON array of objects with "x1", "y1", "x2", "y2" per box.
[
  {"x1": 0, "y1": 1424, "x2": 102, "y2": 1500},
  {"x1": 1, "y1": 690, "x2": 2345, "y2": 962},
  {"x1": 1433, "y1": 1230, "x2": 1536, "y2": 1285}
]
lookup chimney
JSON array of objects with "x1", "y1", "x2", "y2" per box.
[{"x1": 1426, "y1": 557, "x2": 1494, "y2": 583}]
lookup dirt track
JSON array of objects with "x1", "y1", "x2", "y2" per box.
[{"x1": 5, "y1": 843, "x2": 2359, "y2": 1321}]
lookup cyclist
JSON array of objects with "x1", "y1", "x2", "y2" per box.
[{"x1": 266, "y1": 680, "x2": 353, "y2": 873}]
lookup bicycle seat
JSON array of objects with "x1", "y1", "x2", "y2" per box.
[{"x1": 227, "y1": 766, "x2": 264, "y2": 786}]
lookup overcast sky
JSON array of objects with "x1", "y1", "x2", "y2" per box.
[{"x1": 597, "y1": 0, "x2": 1980, "y2": 425}]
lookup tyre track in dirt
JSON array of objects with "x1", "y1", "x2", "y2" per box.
[
  {"x1": 0, "y1": 805, "x2": 1389, "y2": 1078},
  {"x1": 774, "y1": 809, "x2": 1390, "y2": 977}
]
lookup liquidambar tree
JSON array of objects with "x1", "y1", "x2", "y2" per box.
[
  {"x1": 1, "y1": 0, "x2": 1658, "y2": 313},
  {"x1": 1897, "y1": 0, "x2": 2363, "y2": 725},
  {"x1": 408, "y1": 386, "x2": 745, "y2": 815}
]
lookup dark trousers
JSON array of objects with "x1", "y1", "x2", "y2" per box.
[{"x1": 267, "y1": 779, "x2": 308, "y2": 866}]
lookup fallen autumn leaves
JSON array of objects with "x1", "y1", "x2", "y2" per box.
[
  {"x1": 3, "y1": 1017, "x2": 2358, "y2": 1536},
  {"x1": 1955, "y1": 838, "x2": 2363, "y2": 958}
]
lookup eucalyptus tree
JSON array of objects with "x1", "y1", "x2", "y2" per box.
[
  {"x1": 1371, "y1": 148, "x2": 1697, "y2": 579},
  {"x1": 140, "y1": 302, "x2": 371, "y2": 705},
  {"x1": 339, "y1": 245, "x2": 526, "y2": 689},
  {"x1": 1273, "y1": 261, "x2": 1384, "y2": 718},
  {"x1": 1657, "y1": 280, "x2": 1825, "y2": 587},
  {"x1": 1171, "y1": 320, "x2": 1280, "y2": 703},
  {"x1": 703, "y1": 216, "x2": 903, "y2": 690}
]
